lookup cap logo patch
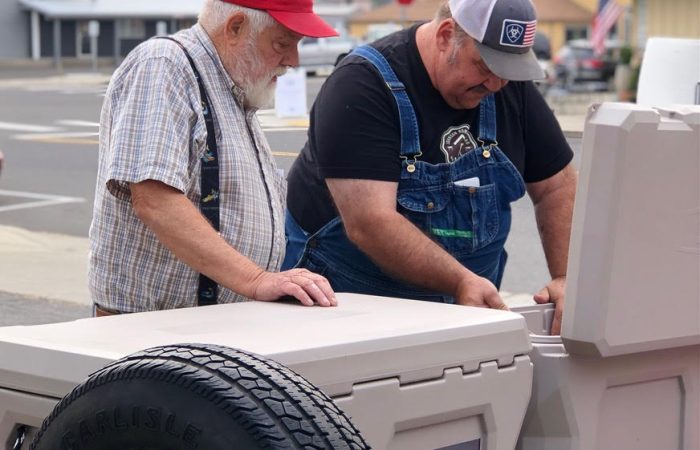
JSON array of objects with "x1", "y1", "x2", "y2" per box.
[{"x1": 500, "y1": 19, "x2": 536, "y2": 48}]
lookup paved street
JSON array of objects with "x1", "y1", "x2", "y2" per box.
[
  {"x1": 0, "y1": 66, "x2": 604, "y2": 326},
  {"x1": 0, "y1": 292, "x2": 90, "y2": 326}
]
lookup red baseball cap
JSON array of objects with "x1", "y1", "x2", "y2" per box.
[{"x1": 222, "y1": 0, "x2": 338, "y2": 38}]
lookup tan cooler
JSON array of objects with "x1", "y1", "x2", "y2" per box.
[
  {"x1": 0, "y1": 294, "x2": 532, "y2": 450},
  {"x1": 515, "y1": 102, "x2": 700, "y2": 450}
]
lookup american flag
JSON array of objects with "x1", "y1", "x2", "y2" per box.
[
  {"x1": 591, "y1": 0, "x2": 624, "y2": 55},
  {"x1": 502, "y1": 20, "x2": 537, "y2": 47},
  {"x1": 522, "y1": 21, "x2": 537, "y2": 46}
]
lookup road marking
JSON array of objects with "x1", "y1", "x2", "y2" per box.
[
  {"x1": 56, "y1": 120, "x2": 100, "y2": 128},
  {"x1": 0, "y1": 122, "x2": 61, "y2": 133},
  {"x1": 30, "y1": 137, "x2": 99, "y2": 145},
  {"x1": 12, "y1": 131, "x2": 99, "y2": 145},
  {"x1": 0, "y1": 189, "x2": 85, "y2": 213},
  {"x1": 271, "y1": 151, "x2": 299, "y2": 158},
  {"x1": 23, "y1": 85, "x2": 107, "y2": 94},
  {"x1": 263, "y1": 127, "x2": 309, "y2": 132},
  {"x1": 256, "y1": 109, "x2": 310, "y2": 130},
  {"x1": 13, "y1": 131, "x2": 97, "y2": 140}
]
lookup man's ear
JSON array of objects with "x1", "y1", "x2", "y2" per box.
[
  {"x1": 435, "y1": 19, "x2": 454, "y2": 53},
  {"x1": 223, "y1": 12, "x2": 248, "y2": 45}
]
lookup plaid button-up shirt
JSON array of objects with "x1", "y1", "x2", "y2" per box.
[{"x1": 89, "y1": 25, "x2": 287, "y2": 312}]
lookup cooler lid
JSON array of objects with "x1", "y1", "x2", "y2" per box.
[
  {"x1": 637, "y1": 38, "x2": 700, "y2": 106},
  {"x1": 0, "y1": 293, "x2": 530, "y2": 399},
  {"x1": 562, "y1": 103, "x2": 700, "y2": 356}
]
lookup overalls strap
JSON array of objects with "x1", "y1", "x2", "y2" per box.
[
  {"x1": 350, "y1": 45, "x2": 422, "y2": 158},
  {"x1": 478, "y1": 94, "x2": 498, "y2": 144},
  {"x1": 157, "y1": 36, "x2": 219, "y2": 306}
]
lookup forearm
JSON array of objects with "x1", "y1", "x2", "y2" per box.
[
  {"x1": 131, "y1": 182, "x2": 264, "y2": 298},
  {"x1": 346, "y1": 210, "x2": 472, "y2": 296},
  {"x1": 532, "y1": 166, "x2": 577, "y2": 279},
  {"x1": 326, "y1": 178, "x2": 504, "y2": 308}
]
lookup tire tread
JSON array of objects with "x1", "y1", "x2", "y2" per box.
[{"x1": 31, "y1": 343, "x2": 370, "y2": 450}]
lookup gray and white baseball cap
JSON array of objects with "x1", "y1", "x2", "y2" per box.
[{"x1": 448, "y1": 0, "x2": 545, "y2": 81}]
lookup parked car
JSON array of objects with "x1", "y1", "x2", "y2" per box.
[
  {"x1": 533, "y1": 31, "x2": 552, "y2": 60},
  {"x1": 553, "y1": 39, "x2": 620, "y2": 90},
  {"x1": 298, "y1": 36, "x2": 357, "y2": 74}
]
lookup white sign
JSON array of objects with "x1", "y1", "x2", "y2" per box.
[
  {"x1": 275, "y1": 68, "x2": 307, "y2": 118},
  {"x1": 88, "y1": 20, "x2": 100, "y2": 38},
  {"x1": 156, "y1": 21, "x2": 168, "y2": 37}
]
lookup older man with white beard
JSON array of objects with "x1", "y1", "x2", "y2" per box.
[{"x1": 89, "y1": 0, "x2": 339, "y2": 315}]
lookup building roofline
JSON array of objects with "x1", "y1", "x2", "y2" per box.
[
  {"x1": 18, "y1": 0, "x2": 357, "y2": 21},
  {"x1": 350, "y1": 0, "x2": 592, "y2": 25}
]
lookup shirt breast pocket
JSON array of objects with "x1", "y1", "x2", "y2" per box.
[{"x1": 397, "y1": 184, "x2": 500, "y2": 257}]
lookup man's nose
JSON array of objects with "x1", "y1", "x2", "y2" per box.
[
  {"x1": 284, "y1": 46, "x2": 300, "y2": 68},
  {"x1": 483, "y1": 73, "x2": 507, "y2": 92}
]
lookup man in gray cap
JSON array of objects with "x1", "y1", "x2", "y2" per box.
[{"x1": 283, "y1": 0, "x2": 577, "y2": 334}]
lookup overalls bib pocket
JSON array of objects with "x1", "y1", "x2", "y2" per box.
[{"x1": 397, "y1": 183, "x2": 500, "y2": 257}]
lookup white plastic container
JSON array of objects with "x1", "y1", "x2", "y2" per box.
[
  {"x1": 515, "y1": 102, "x2": 700, "y2": 450},
  {"x1": 637, "y1": 37, "x2": 700, "y2": 106},
  {"x1": 0, "y1": 294, "x2": 532, "y2": 450}
]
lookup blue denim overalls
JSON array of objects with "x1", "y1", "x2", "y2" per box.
[{"x1": 283, "y1": 46, "x2": 526, "y2": 303}]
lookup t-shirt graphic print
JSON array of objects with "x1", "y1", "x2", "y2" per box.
[{"x1": 440, "y1": 124, "x2": 478, "y2": 162}]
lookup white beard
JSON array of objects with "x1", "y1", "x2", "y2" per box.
[
  {"x1": 231, "y1": 38, "x2": 287, "y2": 109},
  {"x1": 243, "y1": 66, "x2": 287, "y2": 109}
]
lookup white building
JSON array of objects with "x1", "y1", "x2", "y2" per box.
[{"x1": 1, "y1": 0, "x2": 356, "y2": 65}]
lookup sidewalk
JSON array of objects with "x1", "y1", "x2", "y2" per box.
[
  {"x1": 0, "y1": 225, "x2": 90, "y2": 306},
  {"x1": 556, "y1": 114, "x2": 586, "y2": 138},
  {"x1": 0, "y1": 71, "x2": 111, "y2": 89},
  {"x1": 548, "y1": 89, "x2": 616, "y2": 137},
  {"x1": 0, "y1": 57, "x2": 115, "y2": 80}
]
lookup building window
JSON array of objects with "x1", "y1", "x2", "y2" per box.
[
  {"x1": 176, "y1": 19, "x2": 196, "y2": 31},
  {"x1": 77, "y1": 21, "x2": 92, "y2": 58},
  {"x1": 118, "y1": 19, "x2": 146, "y2": 39},
  {"x1": 565, "y1": 26, "x2": 588, "y2": 41}
]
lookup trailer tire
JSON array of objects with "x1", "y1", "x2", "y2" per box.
[{"x1": 30, "y1": 343, "x2": 369, "y2": 450}]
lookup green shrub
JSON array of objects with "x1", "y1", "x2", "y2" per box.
[
  {"x1": 619, "y1": 46, "x2": 633, "y2": 65},
  {"x1": 628, "y1": 63, "x2": 641, "y2": 102}
]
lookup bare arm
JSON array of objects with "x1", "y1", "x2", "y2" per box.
[
  {"x1": 326, "y1": 178, "x2": 507, "y2": 309},
  {"x1": 527, "y1": 163, "x2": 577, "y2": 333},
  {"x1": 130, "y1": 180, "x2": 336, "y2": 307}
]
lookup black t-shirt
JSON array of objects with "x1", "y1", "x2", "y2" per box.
[{"x1": 287, "y1": 25, "x2": 573, "y2": 234}]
